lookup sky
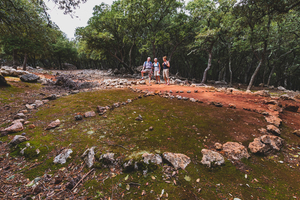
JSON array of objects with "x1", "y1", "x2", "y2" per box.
[
  {"x1": 45, "y1": 0, "x2": 192, "y2": 40},
  {"x1": 45, "y1": 0, "x2": 114, "y2": 39}
]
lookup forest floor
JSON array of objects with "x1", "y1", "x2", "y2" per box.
[{"x1": 1, "y1": 69, "x2": 300, "y2": 200}]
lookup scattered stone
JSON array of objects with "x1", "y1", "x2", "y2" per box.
[
  {"x1": 34, "y1": 100, "x2": 44, "y2": 107},
  {"x1": 228, "y1": 104, "x2": 236, "y2": 109},
  {"x1": 12, "y1": 119, "x2": 25, "y2": 124},
  {"x1": 139, "y1": 80, "x2": 146, "y2": 85},
  {"x1": 97, "y1": 106, "x2": 107, "y2": 115},
  {"x1": 28, "y1": 124, "x2": 36, "y2": 129},
  {"x1": 258, "y1": 128, "x2": 268, "y2": 134},
  {"x1": 265, "y1": 115, "x2": 282, "y2": 127},
  {"x1": 53, "y1": 149, "x2": 73, "y2": 164},
  {"x1": 263, "y1": 99, "x2": 278, "y2": 105},
  {"x1": 292, "y1": 130, "x2": 300, "y2": 137},
  {"x1": 44, "y1": 94, "x2": 57, "y2": 100},
  {"x1": 280, "y1": 94, "x2": 295, "y2": 101},
  {"x1": 249, "y1": 135, "x2": 284, "y2": 154},
  {"x1": 284, "y1": 104, "x2": 299, "y2": 112},
  {"x1": 190, "y1": 98, "x2": 197, "y2": 103},
  {"x1": 277, "y1": 86, "x2": 286, "y2": 91},
  {"x1": 210, "y1": 102, "x2": 223, "y2": 107},
  {"x1": 254, "y1": 90, "x2": 270, "y2": 97},
  {"x1": 222, "y1": 142, "x2": 250, "y2": 160},
  {"x1": 214, "y1": 143, "x2": 223, "y2": 150},
  {"x1": 201, "y1": 149, "x2": 225, "y2": 167},
  {"x1": 135, "y1": 115, "x2": 143, "y2": 121},
  {"x1": 75, "y1": 115, "x2": 83, "y2": 120},
  {"x1": 8, "y1": 135, "x2": 27, "y2": 146},
  {"x1": 46, "y1": 119, "x2": 60, "y2": 130},
  {"x1": 113, "y1": 102, "x2": 120, "y2": 108},
  {"x1": 14, "y1": 113, "x2": 26, "y2": 119},
  {"x1": 182, "y1": 97, "x2": 189, "y2": 101},
  {"x1": 194, "y1": 90, "x2": 198, "y2": 93},
  {"x1": 84, "y1": 111, "x2": 96, "y2": 118},
  {"x1": 25, "y1": 104, "x2": 35, "y2": 110},
  {"x1": 180, "y1": 91, "x2": 184, "y2": 93},
  {"x1": 81, "y1": 147, "x2": 95, "y2": 168},
  {"x1": 267, "y1": 125, "x2": 281, "y2": 135},
  {"x1": 42, "y1": 99, "x2": 49, "y2": 104},
  {"x1": 162, "y1": 152, "x2": 191, "y2": 170},
  {"x1": 20, "y1": 74, "x2": 40, "y2": 83},
  {"x1": 71, "y1": 90, "x2": 79, "y2": 94},
  {"x1": 2, "y1": 121, "x2": 23, "y2": 133},
  {"x1": 142, "y1": 153, "x2": 162, "y2": 165},
  {"x1": 100, "y1": 153, "x2": 117, "y2": 167},
  {"x1": 149, "y1": 126, "x2": 153, "y2": 131},
  {"x1": 187, "y1": 91, "x2": 191, "y2": 93},
  {"x1": 21, "y1": 132, "x2": 26, "y2": 136}
]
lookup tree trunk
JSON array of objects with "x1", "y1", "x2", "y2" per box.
[
  {"x1": 246, "y1": 59, "x2": 263, "y2": 91},
  {"x1": 228, "y1": 43, "x2": 232, "y2": 87},
  {"x1": 13, "y1": 49, "x2": 18, "y2": 69},
  {"x1": 201, "y1": 49, "x2": 213, "y2": 84},
  {"x1": 22, "y1": 53, "x2": 28, "y2": 71}
]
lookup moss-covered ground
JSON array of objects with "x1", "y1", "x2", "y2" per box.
[{"x1": 1, "y1": 86, "x2": 300, "y2": 199}]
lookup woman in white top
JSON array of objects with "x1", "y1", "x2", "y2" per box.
[{"x1": 153, "y1": 58, "x2": 161, "y2": 84}]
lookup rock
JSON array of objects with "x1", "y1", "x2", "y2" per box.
[
  {"x1": 71, "y1": 90, "x2": 79, "y2": 94},
  {"x1": 0, "y1": 74, "x2": 9, "y2": 86},
  {"x1": 228, "y1": 104, "x2": 236, "y2": 109},
  {"x1": 190, "y1": 98, "x2": 197, "y2": 102},
  {"x1": 100, "y1": 153, "x2": 117, "y2": 167},
  {"x1": 44, "y1": 94, "x2": 57, "y2": 100},
  {"x1": 194, "y1": 90, "x2": 198, "y2": 93},
  {"x1": 149, "y1": 126, "x2": 153, "y2": 131},
  {"x1": 139, "y1": 80, "x2": 146, "y2": 85},
  {"x1": 182, "y1": 97, "x2": 189, "y2": 101},
  {"x1": 8, "y1": 135, "x2": 27, "y2": 146},
  {"x1": 201, "y1": 149, "x2": 225, "y2": 167},
  {"x1": 280, "y1": 94, "x2": 295, "y2": 101},
  {"x1": 265, "y1": 115, "x2": 282, "y2": 127},
  {"x1": 210, "y1": 102, "x2": 223, "y2": 107},
  {"x1": 214, "y1": 143, "x2": 223, "y2": 150},
  {"x1": 263, "y1": 99, "x2": 278, "y2": 105},
  {"x1": 187, "y1": 91, "x2": 191, "y2": 93},
  {"x1": 277, "y1": 86, "x2": 286, "y2": 91},
  {"x1": 97, "y1": 106, "x2": 107, "y2": 115},
  {"x1": 34, "y1": 100, "x2": 44, "y2": 107},
  {"x1": 284, "y1": 104, "x2": 299, "y2": 112},
  {"x1": 2, "y1": 122, "x2": 23, "y2": 133},
  {"x1": 81, "y1": 147, "x2": 95, "y2": 168},
  {"x1": 46, "y1": 119, "x2": 60, "y2": 130},
  {"x1": 53, "y1": 149, "x2": 73, "y2": 164},
  {"x1": 14, "y1": 113, "x2": 26, "y2": 119},
  {"x1": 258, "y1": 128, "x2": 268, "y2": 134},
  {"x1": 222, "y1": 142, "x2": 250, "y2": 160},
  {"x1": 113, "y1": 102, "x2": 120, "y2": 108},
  {"x1": 20, "y1": 74, "x2": 40, "y2": 82},
  {"x1": 75, "y1": 115, "x2": 83, "y2": 120},
  {"x1": 135, "y1": 115, "x2": 143, "y2": 121},
  {"x1": 84, "y1": 111, "x2": 96, "y2": 118},
  {"x1": 28, "y1": 124, "x2": 36, "y2": 129},
  {"x1": 142, "y1": 153, "x2": 162, "y2": 165},
  {"x1": 25, "y1": 104, "x2": 35, "y2": 110},
  {"x1": 292, "y1": 130, "x2": 300, "y2": 137},
  {"x1": 215, "y1": 81, "x2": 227, "y2": 85},
  {"x1": 254, "y1": 90, "x2": 270, "y2": 97},
  {"x1": 162, "y1": 152, "x2": 191, "y2": 170},
  {"x1": 11, "y1": 119, "x2": 25, "y2": 124},
  {"x1": 267, "y1": 125, "x2": 281, "y2": 135},
  {"x1": 55, "y1": 75, "x2": 78, "y2": 89},
  {"x1": 249, "y1": 135, "x2": 284, "y2": 154}
]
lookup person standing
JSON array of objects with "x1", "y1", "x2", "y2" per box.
[
  {"x1": 141, "y1": 57, "x2": 153, "y2": 85},
  {"x1": 153, "y1": 58, "x2": 161, "y2": 84},
  {"x1": 162, "y1": 56, "x2": 170, "y2": 85}
]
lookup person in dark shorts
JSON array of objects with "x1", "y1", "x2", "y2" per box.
[{"x1": 162, "y1": 56, "x2": 170, "y2": 85}]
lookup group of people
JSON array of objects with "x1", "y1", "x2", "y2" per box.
[{"x1": 141, "y1": 56, "x2": 170, "y2": 85}]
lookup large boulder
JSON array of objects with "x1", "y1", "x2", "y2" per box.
[
  {"x1": 53, "y1": 149, "x2": 73, "y2": 164},
  {"x1": 162, "y1": 152, "x2": 191, "y2": 170},
  {"x1": 201, "y1": 149, "x2": 225, "y2": 167},
  {"x1": 0, "y1": 74, "x2": 9, "y2": 86},
  {"x1": 20, "y1": 74, "x2": 40, "y2": 83},
  {"x1": 249, "y1": 135, "x2": 284, "y2": 154},
  {"x1": 8, "y1": 135, "x2": 27, "y2": 146},
  {"x1": 222, "y1": 142, "x2": 250, "y2": 160}
]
